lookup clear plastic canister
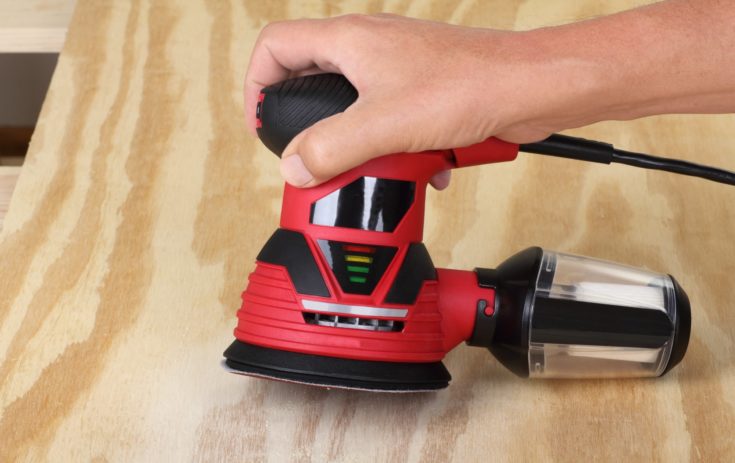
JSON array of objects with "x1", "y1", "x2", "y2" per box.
[{"x1": 527, "y1": 250, "x2": 689, "y2": 378}]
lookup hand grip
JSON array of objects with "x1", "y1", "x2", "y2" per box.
[{"x1": 256, "y1": 73, "x2": 358, "y2": 156}]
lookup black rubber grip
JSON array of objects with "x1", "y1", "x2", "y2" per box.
[{"x1": 256, "y1": 73, "x2": 358, "y2": 156}]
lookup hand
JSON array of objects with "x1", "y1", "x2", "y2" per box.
[
  {"x1": 246, "y1": 4, "x2": 735, "y2": 188},
  {"x1": 244, "y1": 14, "x2": 557, "y2": 188}
]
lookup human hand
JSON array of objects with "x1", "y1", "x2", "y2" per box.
[
  {"x1": 246, "y1": 5, "x2": 735, "y2": 188},
  {"x1": 245, "y1": 14, "x2": 564, "y2": 188}
]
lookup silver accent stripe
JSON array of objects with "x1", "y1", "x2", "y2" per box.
[{"x1": 301, "y1": 299, "x2": 408, "y2": 318}]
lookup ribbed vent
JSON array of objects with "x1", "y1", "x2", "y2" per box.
[{"x1": 303, "y1": 312, "x2": 404, "y2": 332}]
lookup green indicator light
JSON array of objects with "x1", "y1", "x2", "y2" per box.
[
  {"x1": 349, "y1": 276, "x2": 367, "y2": 283},
  {"x1": 347, "y1": 265, "x2": 369, "y2": 274}
]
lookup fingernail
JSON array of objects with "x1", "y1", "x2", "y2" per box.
[
  {"x1": 280, "y1": 154, "x2": 313, "y2": 186},
  {"x1": 431, "y1": 170, "x2": 451, "y2": 190}
]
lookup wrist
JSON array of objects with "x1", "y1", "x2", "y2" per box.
[{"x1": 497, "y1": 26, "x2": 615, "y2": 138}]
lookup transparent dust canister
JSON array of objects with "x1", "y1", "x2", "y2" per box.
[{"x1": 525, "y1": 250, "x2": 690, "y2": 378}]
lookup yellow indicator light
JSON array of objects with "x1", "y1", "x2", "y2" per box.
[{"x1": 346, "y1": 255, "x2": 372, "y2": 264}]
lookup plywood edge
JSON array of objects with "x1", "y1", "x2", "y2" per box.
[
  {"x1": 0, "y1": 165, "x2": 22, "y2": 231},
  {"x1": 0, "y1": 28, "x2": 68, "y2": 53}
]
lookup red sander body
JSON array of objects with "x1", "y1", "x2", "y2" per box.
[{"x1": 220, "y1": 73, "x2": 722, "y2": 391}]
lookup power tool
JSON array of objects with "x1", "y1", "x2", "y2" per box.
[{"x1": 223, "y1": 73, "x2": 734, "y2": 392}]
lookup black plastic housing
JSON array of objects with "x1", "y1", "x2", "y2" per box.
[
  {"x1": 469, "y1": 247, "x2": 691, "y2": 379},
  {"x1": 224, "y1": 340, "x2": 451, "y2": 391},
  {"x1": 662, "y1": 275, "x2": 691, "y2": 375},
  {"x1": 256, "y1": 73, "x2": 358, "y2": 156},
  {"x1": 470, "y1": 247, "x2": 544, "y2": 378}
]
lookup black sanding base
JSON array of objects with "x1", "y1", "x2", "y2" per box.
[{"x1": 223, "y1": 340, "x2": 451, "y2": 392}]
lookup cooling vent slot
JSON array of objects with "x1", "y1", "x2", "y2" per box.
[{"x1": 303, "y1": 312, "x2": 404, "y2": 332}]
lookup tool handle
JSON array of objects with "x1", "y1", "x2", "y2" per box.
[
  {"x1": 256, "y1": 73, "x2": 519, "y2": 166},
  {"x1": 256, "y1": 73, "x2": 358, "y2": 156}
]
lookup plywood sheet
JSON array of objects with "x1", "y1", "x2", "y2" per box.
[
  {"x1": 1, "y1": 1, "x2": 733, "y2": 461},
  {"x1": 0, "y1": 0, "x2": 76, "y2": 52}
]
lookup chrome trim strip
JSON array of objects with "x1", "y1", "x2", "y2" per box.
[{"x1": 301, "y1": 299, "x2": 408, "y2": 318}]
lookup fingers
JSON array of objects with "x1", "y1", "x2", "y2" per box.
[
  {"x1": 429, "y1": 170, "x2": 452, "y2": 190},
  {"x1": 246, "y1": 15, "x2": 469, "y2": 191},
  {"x1": 280, "y1": 106, "x2": 452, "y2": 190},
  {"x1": 279, "y1": 100, "x2": 412, "y2": 187},
  {"x1": 244, "y1": 19, "x2": 343, "y2": 135}
]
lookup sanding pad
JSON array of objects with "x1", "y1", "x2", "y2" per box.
[{"x1": 223, "y1": 340, "x2": 451, "y2": 392}]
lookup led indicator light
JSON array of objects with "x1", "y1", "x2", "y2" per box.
[
  {"x1": 341, "y1": 243, "x2": 381, "y2": 286},
  {"x1": 343, "y1": 244, "x2": 376, "y2": 254},
  {"x1": 347, "y1": 265, "x2": 369, "y2": 273}
]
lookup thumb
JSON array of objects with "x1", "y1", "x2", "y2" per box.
[{"x1": 279, "y1": 101, "x2": 410, "y2": 187}]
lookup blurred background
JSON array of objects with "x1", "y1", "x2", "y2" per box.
[
  {"x1": 0, "y1": 53, "x2": 57, "y2": 165},
  {"x1": 0, "y1": 0, "x2": 75, "y2": 229}
]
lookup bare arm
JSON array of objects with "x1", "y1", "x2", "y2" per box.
[
  {"x1": 509, "y1": 0, "x2": 735, "y2": 139},
  {"x1": 244, "y1": 1, "x2": 735, "y2": 187}
]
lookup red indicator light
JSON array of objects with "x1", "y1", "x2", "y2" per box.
[
  {"x1": 256, "y1": 92, "x2": 265, "y2": 129},
  {"x1": 343, "y1": 245, "x2": 375, "y2": 254}
]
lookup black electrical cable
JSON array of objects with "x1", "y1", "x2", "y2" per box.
[
  {"x1": 611, "y1": 149, "x2": 735, "y2": 186},
  {"x1": 520, "y1": 134, "x2": 735, "y2": 187}
]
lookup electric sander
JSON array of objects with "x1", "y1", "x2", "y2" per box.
[{"x1": 223, "y1": 73, "x2": 734, "y2": 392}]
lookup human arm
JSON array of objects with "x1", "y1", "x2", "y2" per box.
[{"x1": 244, "y1": 1, "x2": 735, "y2": 187}]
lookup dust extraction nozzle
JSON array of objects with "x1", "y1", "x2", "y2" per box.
[{"x1": 476, "y1": 248, "x2": 690, "y2": 378}]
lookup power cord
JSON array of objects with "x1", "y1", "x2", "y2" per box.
[{"x1": 520, "y1": 134, "x2": 735, "y2": 187}]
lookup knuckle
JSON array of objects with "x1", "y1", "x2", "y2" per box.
[
  {"x1": 257, "y1": 20, "x2": 288, "y2": 45},
  {"x1": 255, "y1": 24, "x2": 274, "y2": 47},
  {"x1": 258, "y1": 21, "x2": 278, "y2": 38},
  {"x1": 331, "y1": 13, "x2": 369, "y2": 36},
  {"x1": 300, "y1": 129, "x2": 337, "y2": 179},
  {"x1": 330, "y1": 14, "x2": 397, "y2": 53}
]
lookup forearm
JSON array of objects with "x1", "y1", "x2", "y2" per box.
[
  {"x1": 245, "y1": 4, "x2": 735, "y2": 186},
  {"x1": 514, "y1": 0, "x2": 735, "y2": 135}
]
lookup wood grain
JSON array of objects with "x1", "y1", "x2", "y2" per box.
[
  {"x1": 0, "y1": 166, "x2": 20, "y2": 230},
  {"x1": 1, "y1": 1, "x2": 734, "y2": 461},
  {"x1": 0, "y1": 0, "x2": 76, "y2": 52}
]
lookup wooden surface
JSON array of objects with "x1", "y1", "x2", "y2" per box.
[
  {"x1": 1, "y1": 1, "x2": 734, "y2": 461},
  {"x1": 0, "y1": 166, "x2": 20, "y2": 230},
  {"x1": 0, "y1": 0, "x2": 76, "y2": 52}
]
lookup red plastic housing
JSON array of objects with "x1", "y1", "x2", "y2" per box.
[{"x1": 234, "y1": 140, "x2": 516, "y2": 363}]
